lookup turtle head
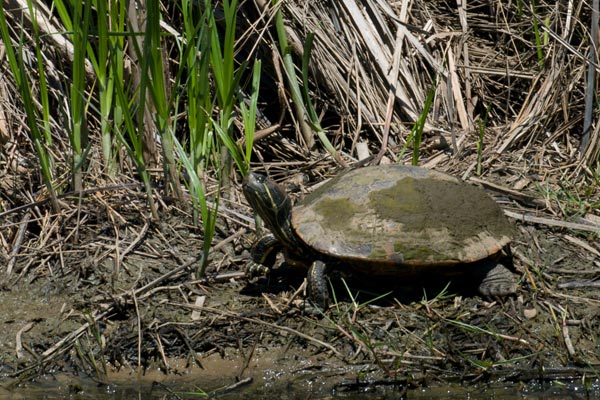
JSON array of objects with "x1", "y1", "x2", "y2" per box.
[{"x1": 243, "y1": 172, "x2": 296, "y2": 247}]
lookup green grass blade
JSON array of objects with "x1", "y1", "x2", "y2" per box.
[
  {"x1": 70, "y1": 0, "x2": 92, "y2": 191},
  {"x1": 0, "y1": 0, "x2": 59, "y2": 211},
  {"x1": 241, "y1": 60, "x2": 262, "y2": 169},
  {"x1": 398, "y1": 81, "x2": 436, "y2": 165},
  {"x1": 111, "y1": 53, "x2": 158, "y2": 220},
  {"x1": 300, "y1": 31, "x2": 341, "y2": 163},
  {"x1": 272, "y1": 0, "x2": 313, "y2": 148}
]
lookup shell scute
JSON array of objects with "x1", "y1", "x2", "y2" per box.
[{"x1": 291, "y1": 165, "x2": 514, "y2": 267}]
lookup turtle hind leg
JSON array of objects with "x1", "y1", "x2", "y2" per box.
[
  {"x1": 307, "y1": 261, "x2": 329, "y2": 310},
  {"x1": 478, "y1": 262, "x2": 517, "y2": 297}
]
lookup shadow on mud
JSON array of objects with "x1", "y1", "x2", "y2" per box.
[{"x1": 240, "y1": 260, "x2": 512, "y2": 308}]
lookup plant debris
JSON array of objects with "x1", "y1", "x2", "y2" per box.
[{"x1": 1, "y1": 0, "x2": 600, "y2": 397}]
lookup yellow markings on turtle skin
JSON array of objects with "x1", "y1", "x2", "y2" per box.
[
  {"x1": 254, "y1": 182, "x2": 277, "y2": 226},
  {"x1": 258, "y1": 181, "x2": 302, "y2": 249},
  {"x1": 263, "y1": 183, "x2": 276, "y2": 210},
  {"x1": 253, "y1": 234, "x2": 279, "y2": 265}
]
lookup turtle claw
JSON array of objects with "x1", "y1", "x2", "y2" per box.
[
  {"x1": 245, "y1": 262, "x2": 270, "y2": 279},
  {"x1": 301, "y1": 300, "x2": 325, "y2": 317}
]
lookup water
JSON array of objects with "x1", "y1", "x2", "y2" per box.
[{"x1": 2, "y1": 372, "x2": 597, "y2": 399}]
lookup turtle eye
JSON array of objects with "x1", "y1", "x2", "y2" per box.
[{"x1": 244, "y1": 172, "x2": 265, "y2": 186}]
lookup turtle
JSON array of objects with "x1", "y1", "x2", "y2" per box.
[{"x1": 242, "y1": 165, "x2": 517, "y2": 309}]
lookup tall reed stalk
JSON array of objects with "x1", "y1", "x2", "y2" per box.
[
  {"x1": 2, "y1": 0, "x2": 260, "y2": 275},
  {"x1": 0, "y1": 0, "x2": 59, "y2": 211}
]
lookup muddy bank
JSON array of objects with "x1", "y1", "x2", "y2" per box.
[
  {"x1": 2, "y1": 354, "x2": 600, "y2": 399},
  {"x1": 1, "y1": 187, "x2": 599, "y2": 398}
]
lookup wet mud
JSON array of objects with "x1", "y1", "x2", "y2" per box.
[{"x1": 1, "y1": 194, "x2": 599, "y2": 399}]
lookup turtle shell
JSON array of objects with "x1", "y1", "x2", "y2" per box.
[{"x1": 291, "y1": 165, "x2": 514, "y2": 269}]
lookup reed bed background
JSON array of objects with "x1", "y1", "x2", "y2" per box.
[
  {"x1": 1, "y1": 0, "x2": 599, "y2": 240},
  {"x1": 1, "y1": 0, "x2": 600, "y2": 390}
]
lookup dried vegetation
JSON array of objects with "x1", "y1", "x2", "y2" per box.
[{"x1": 1, "y1": 0, "x2": 600, "y2": 395}]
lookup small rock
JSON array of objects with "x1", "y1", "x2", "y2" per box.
[{"x1": 523, "y1": 308, "x2": 537, "y2": 319}]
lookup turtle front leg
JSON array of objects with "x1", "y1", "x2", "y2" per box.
[
  {"x1": 307, "y1": 261, "x2": 329, "y2": 310},
  {"x1": 248, "y1": 234, "x2": 281, "y2": 278},
  {"x1": 478, "y1": 262, "x2": 517, "y2": 297}
]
